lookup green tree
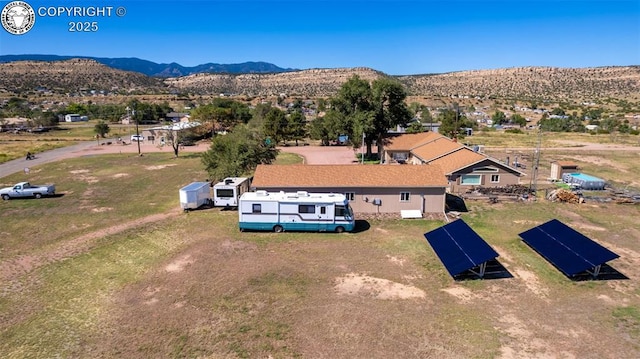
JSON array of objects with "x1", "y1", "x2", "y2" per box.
[
  {"x1": 263, "y1": 107, "x2": 289, "y2": 144},
  {"x1": 309, "y1": 116, "x2": 331, "y2": 146},
  {"x1": 288, "y1": 110, "x2": 307, "y2": 145},
  {"x1": 65, "y1": 103, "x2": 87, "y2": 115},
  {"x1": 93, "y1": 120, "x2": 110, "y2": 138},
  {"x1": 316, "y1": 98, "x2": 327, "y2": 112},
  {"x1": 492, "y1": 110, "x2": 507, "y2": 125},
  {"x1": 406, "y1": 120, "x2": 424, "y2": 133},
  {"x1": 249, "y1": 102, "x2": 272, "y2": 129},
  {"x1": 438, "y1": 107, "x2": 475, "y2": 139},
  {"x1": 193, "y1": 99, "x2": 251, "y2": 135},
  {"x1": 328, "y1": 75, "x2": 411, "y2": 157},
  {"x1": 510, "y1": 114, "x2": 527, "y2": 127},
  {"x1": 201, "y1": 125, "x2": 278, "y2": 181}
]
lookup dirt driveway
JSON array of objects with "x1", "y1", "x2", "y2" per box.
[{"x1": 278, "y1": 145, "x2": 360, "y2": 164}]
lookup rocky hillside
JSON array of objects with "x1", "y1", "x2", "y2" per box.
[
  {"x1": 0, "y1": 59, "x2": 166, "y2": 94},
  {"x1": 400, "y1": 66, "x2": 640, "y2": 100},
  {"x1": 164, "y1": 67, "x2": 387, "y2": 96},
  {"x1": 1, "y1": 58, "x2": 638, "y2": 101},
  {"x1": 166, "y1": 65, "x2": 640, "y2": 100}
]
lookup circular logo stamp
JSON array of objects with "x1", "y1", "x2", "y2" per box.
[{"x1": 2, "y1": 1, "x2": 35, "y2": 35}]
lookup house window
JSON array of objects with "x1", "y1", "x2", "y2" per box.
[
  {"x1": 344, "y1": 192, "x2": 355, "y2": 201},
  {"x1": 252, "y1": 204, "x2": 261, "y2": 213},
  {"x1": 461, "y1": 174, "x2": 482, "y2": 185},
  {"x1": 400, "y1": 192, "x2": 410, "y2": 202},
  {"x1": 491, "y1": 174, "x2": 500, "y2": 183},
  {"x1": 392, "y1": 152, "x2": 409, "y2": 162},
  {"x1": 299, "y1": 205, "x2": 315, "y2": 214}
]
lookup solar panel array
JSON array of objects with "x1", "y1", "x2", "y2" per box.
[
  {"x1": 518, "y1": 219, "x2": 619, "y2": 277},
  {"x1": 424, "y1": 219, "x2": 499, "y2": 278}
]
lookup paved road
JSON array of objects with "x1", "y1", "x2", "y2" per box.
[{"x1": 0, "y1": 141, "x2": 98, "y2": 179}]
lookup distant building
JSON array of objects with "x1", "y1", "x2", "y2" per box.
[{"x1": 64, "y1": 114, "x2": 82, "y2": 122}]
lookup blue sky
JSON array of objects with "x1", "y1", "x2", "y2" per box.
[{"x1": 1, "y1": 0, "x2": 638, "y2": 75}]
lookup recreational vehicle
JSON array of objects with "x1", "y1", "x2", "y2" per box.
[
  {"x1": 238, "y1": 191, "x2": 355, "y2": 233},
  {"x1": 213, "y1": 177, "x2": 250, "y2": 207}
]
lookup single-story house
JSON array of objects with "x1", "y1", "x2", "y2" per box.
[
  {"x1": 251, "y1": 164, "x2": 448, "y2": 215},
  {"x1": 141, "y1": 121, "x2": 201, "y2": 144},
  {"x1": 550, "y1": 161, "x2": 579, "y2": 181},
  {"x1": 382, "y1": 132, "x2": 525, "y2": 192},
  {"x1": 166, "y1": 112, "x2": 190, "y2": 123}
]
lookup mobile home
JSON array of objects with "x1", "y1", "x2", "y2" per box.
[
  {"x1": 64, "y1": 114, "x2": 81, "y2": 122},
  {"x1": 238, "y1": 191, "x2": 355, "y2": 233},
  {"x1": 213, "y1": 177, "x2": 250, "y2": 207}
]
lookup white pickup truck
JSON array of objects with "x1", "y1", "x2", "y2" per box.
[{"x1": 0, "y1": 182, "x2": 56, "y2": 200}]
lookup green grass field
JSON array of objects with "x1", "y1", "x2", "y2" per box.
[{"x1": 1, "y1": 147, "x2": 639, "y2": 358}]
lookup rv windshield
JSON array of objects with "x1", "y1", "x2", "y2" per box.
[{"x1": 335, "y1": 205, "x2": 353, "y2": 220}]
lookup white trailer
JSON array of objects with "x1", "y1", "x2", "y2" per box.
[
  {"x1": 238, "y1": 191, "x2": 355, "y2": 233},
  {"x1": 213, "y1": 177, "x2": 250, "y2": 207},
  {"x1": 179, "y1": 182, "x2": 211, "y2": 211}
]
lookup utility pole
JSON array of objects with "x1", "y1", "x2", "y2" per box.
[
  {"x1": 528, "y1": 129, "x2": 543, "y2": 195},
  {"x1": 134, "y1": 106, "x2": 141, "y2": 156},
  {"x1": 361, "y1": 131, "x2": 365, "y2": 164}
]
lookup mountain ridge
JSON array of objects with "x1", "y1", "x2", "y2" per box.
[{"x1": 0, "y1": 54, "x2": 296, "y2": 77}]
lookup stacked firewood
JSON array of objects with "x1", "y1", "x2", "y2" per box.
[{"x1": 547, "y1": 189, "x2": 581, "y2": 203}]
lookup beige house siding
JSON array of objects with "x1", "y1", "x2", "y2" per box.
[
  {"x1": 252, "y1": 186, "x2": 446, "y2": 214},
  {"x1": 448, "y1": 159, "x2": 523, "y2": 193}
]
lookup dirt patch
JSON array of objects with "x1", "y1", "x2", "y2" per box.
[
  {"x1": 144, "y1": 164, "x2": 177, "y2": 170},
  {"x1": 112, "y1": 173, "x2": 130, "y2": 178},
  {"x1": 441, "y1": 286, "x2": 476, "y2": 303},
  {"x1": 386, "y1": 255, "x2": 406, "y2": 266},
  {"x1": 91, "y1": 207, "x2": 113, "y2": 213},
  {"x1": 334, "y1": 273, "x2": 426, "y2": 300},
  {"x1": 513, "y1": 268, "x2": 549, "y2": 298},
  {"x1": 70, "y1": 169, "x2": 99, "y2": 183},
  {"x1": 164, "y1": 254, "x2": 195, "y2": 273}
]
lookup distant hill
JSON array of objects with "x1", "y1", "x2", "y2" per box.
[
  {"x1": 0, "y1": 54, "x2": 296, "y2": 77},
  {"x1": 0, "y1": 56, "x2": 638, "y2": 100},
  {"x1": 0, "y1": 58, "x2": 167, "y2": 94},
  {"x1": 167, "y1": 66, "x2": 640, "y2": 100}
]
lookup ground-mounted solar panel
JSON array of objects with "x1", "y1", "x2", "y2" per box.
[
  {"x1": 424, "y1": 219, "x2": 499, "y2": 278},
  {"x1": 519, "y1": 219, "x2": 620, "y2": 278}
]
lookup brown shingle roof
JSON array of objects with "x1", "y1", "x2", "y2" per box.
[
  {"x1": 411, "y1": 137, "x2": 464, "y2": 162},
  {"x1": 428, "y1": 148, "x2": 487, "y2": 174},
  {"x1": 384, "y1": 132, "x2": 442, "y2": 151},
  {"x1": 252, "y1": 164, "x2": 448, "y2": 188}
]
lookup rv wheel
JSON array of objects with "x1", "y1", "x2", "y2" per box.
[
  {"x1": 273, "y1": 225, "x2": 284, "y2": 233},
  {"x1": 335, "y1": 226, "x2": 345, "y2": 233}
]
